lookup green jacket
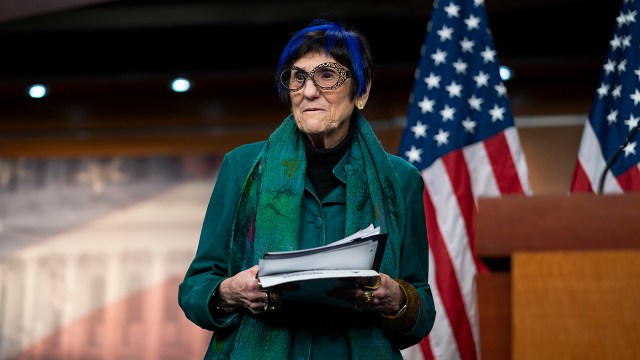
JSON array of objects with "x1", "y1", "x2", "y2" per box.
[{"x1": 178, "y1": 141, "x2": 436, "y2": 359}]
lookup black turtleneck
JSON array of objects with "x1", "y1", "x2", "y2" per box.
[{"x1": 303, "y1": 119, "x2": 355, "y2": 200}]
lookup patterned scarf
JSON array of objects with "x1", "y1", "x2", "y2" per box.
[{"x1": 213, "y1": 113, "x2": 405, "y2": 359}]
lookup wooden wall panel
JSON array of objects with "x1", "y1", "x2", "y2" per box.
[
  {"x1": 476, "y1": 194, "x2": 640, "y2": 257},
  {"x1": 512, "y1": 251, "x2": 640, "y2": 360},
  {"x1": 477, "y1": 272, "x2": 511, "y2": 360},
  {"x1": 518, "y1": 125, "x2": 583, "y2": 195}
]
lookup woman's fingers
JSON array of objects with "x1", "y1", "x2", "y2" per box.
[{"x1": 337, "y1": 273, "x2": 404, "y2": 312}]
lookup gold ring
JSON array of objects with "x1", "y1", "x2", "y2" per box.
[
  {"x1": 263, "y1": 290, "x2": 273, "y2": 312},
  {"x1": 360, "y1": 291, "x2": 374, "y2": 306},
  {"x1": 362, "y1": 275, "x2": 382, "y2": 290}
]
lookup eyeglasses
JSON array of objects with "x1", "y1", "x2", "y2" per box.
[{"x1": 280, "y1": 62, "x2": 352, "y2": 92}]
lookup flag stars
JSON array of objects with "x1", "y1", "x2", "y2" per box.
[
  {"x1": 617, "y1": 59, "x2": 627, "y2": 73},
  {"x1": 446, "y1": 80, "x2": 463, "y2": 98},
  {"x1": 621, "y1": 35, "x2": 631, "y2": 49},
  {"x1": 434, "y1": 129, "x2": 450, "y2": 146},
  {"x1": 464, "y1": 14, "x2": 481, "y2": 30},
  {"x1": 603, "y1": 59, "x2": 616, "y2": 74},
  {"x1": 635, "y1": 67, "x2": 640, "y2": 81},
  {"x1": 405, "y1": 145, "x2": 423, "y2": 163},
  {"x1": 489, "y1": 104, "x2": 505, "y2": 122},
  {"x1": 624, "y1": 114, "x2": 639, "y2": 131},
  {"x1": 494, "y1": 83, "x2": 507, "y2": 97},
  {"x1": 431, "y1": 49, "x2": 448, "y2": 65},
  {"x1": 474, "y1": 70, "x2": 490, "y2": 87},
  {"x1": 610, "y1": 35, "x2": 622, "y2": 50},
  {"x1": 480, "y1": 46, "x2": 496, "y2": 63},
  {"x1": 440, "y1": 104, "x2": 456, "y2": 122},
  {"x1": 460, "y1": 37, "x2": 475, "y2": 53},
  {"x1": 411, "y1": 120, "x2": 428, "y2": 138},
  {"x1": 444, "y1": 3, "x2": 461, "y2": 18},
  {"x1": 424, "y1": 72, "x2": 441, "y2": 89},
  {"x1": 400, "y1": 0, "x2": 530, "y2": 337},
  {"x1": 630, "y1": 89, "x2": 640, "y2": 105},
  {"x1": 437, "y1": 25, "x2": 454, "y2": 41},
  {"x1": 597, "y1": 83, "x2": 610, "y2": 98},
  {"x1": 612, "y1": 84, "x2": 623, "y2": 99},
  {"x1": 468, "y1": 95, "x2": 483, "y2": 111},
  {"x1": 418, "y1": 96, "x2": 435, "y2": 113},
  {"x1": 401, "y1": 0, "x2": 522, "y2": 176},
  {"x1": 607, "y1": 109, "x2": 618, "y2": 125},
  {"x1": 617, "y1": 9, "x2": 636, "y2": 25},
  {"x1": 462, "y1": 117, "x2": 477, "y2": 133},
  {"x1": 453, "y1": 59, "x2": 468, "y2": 74},
  {"x1": 626, "y1": 9, "x2": 637, "y2": 24},
  {"x1": 623, "y1": 141, "x2": 637, "y2": 158}
]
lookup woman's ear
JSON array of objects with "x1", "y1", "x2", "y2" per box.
[{"x1": 355, "y1": 82, "x2": 372, "y2": 110}]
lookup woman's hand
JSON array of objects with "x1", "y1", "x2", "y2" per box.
[
  {"x1": 351, "y1": 273, "x2": 407, "y2": 314},
  {"x1": 216, "y1": 265, "x2": 281, "y2": 314}
]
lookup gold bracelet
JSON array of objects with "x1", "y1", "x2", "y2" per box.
[
  {"x1": 379, "y1": 279, "x2": 420, "y2": 330},
  {"x1": 381, "y1": 284, "x2": 408, "y2": 319},
  {"x1": 381, "y1": 303, "x2": 407, "y2": 319},
  {"x1": 211, "y1": 290, "x2": 234, "y2": 313}
]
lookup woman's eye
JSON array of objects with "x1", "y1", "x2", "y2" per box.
[{"x1": 319, "y1": 70, "x2": 337, "y2": 80}]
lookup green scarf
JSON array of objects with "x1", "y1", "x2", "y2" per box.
[{"x1": 217, "y1": 113, "x2": 405, "y2": 359}]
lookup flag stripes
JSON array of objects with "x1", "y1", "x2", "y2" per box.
[
  {"x1": 397, "y1": 1, "x2": 531, "y2": 358},
  {"x1": 570, "y1": 0, "x2": 640, "y2": 193}
]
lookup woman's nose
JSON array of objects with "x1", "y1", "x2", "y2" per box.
[{"x1": 302, "y1": 77, "x2": 320, "y2": 97}]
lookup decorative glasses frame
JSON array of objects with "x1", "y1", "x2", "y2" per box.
[{"x1": 280, "y1": 62, "x2": 352, "y2": 92}]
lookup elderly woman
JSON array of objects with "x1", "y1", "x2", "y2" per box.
[{"x1": 178, "y1": 19, "x2": 435, "y2": 359}]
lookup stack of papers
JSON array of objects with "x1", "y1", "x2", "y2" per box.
[{"x1": 257, "y1": 225, "x2": 387, "y2": 307}]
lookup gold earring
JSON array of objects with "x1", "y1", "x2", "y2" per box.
[{"x1": 356, "y1": 101, "x2": 364, "y2": 110}]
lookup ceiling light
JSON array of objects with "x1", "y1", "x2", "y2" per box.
[
  {"x1": 499, "y1": 66, "x2": 512, "y2": 81},
  {"x1": 171, "y1": 77, "x2": 191, "y2": 93},
  {"x1": 28, "y1": 84, "x2": 47, "y2": 98}
]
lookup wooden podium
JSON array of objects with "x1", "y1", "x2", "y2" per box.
[{"x1": 475, "y1": 193, "x2": 640, "y2": 360}]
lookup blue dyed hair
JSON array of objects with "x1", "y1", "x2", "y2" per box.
[{"x1": 276, "y1": 19, "x2": 373, "y2": 106}]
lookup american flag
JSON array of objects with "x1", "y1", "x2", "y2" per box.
[
  {"x1": 397, "y1": 0, "x2": 531, "y2": 359},
  {"x1": 570, "y1": 0, "x2": 640, "y2": 193}
]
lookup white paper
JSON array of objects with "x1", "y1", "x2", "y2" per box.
[
  {"x1": 255, "y1": 225, "x2": 386, "y2": 308},
  {"x1": 264, "y1": 224, "x2": 380, "y2": 256},
  {"x1": 258, "y1": 238, "x2": 379, "y2": 276},
  {"x1": 258, "y1": 269, "x2": 379, "y2": 288},
  {"x1": 257, "y1": 225, "x2": 383, "y2": 276}
]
